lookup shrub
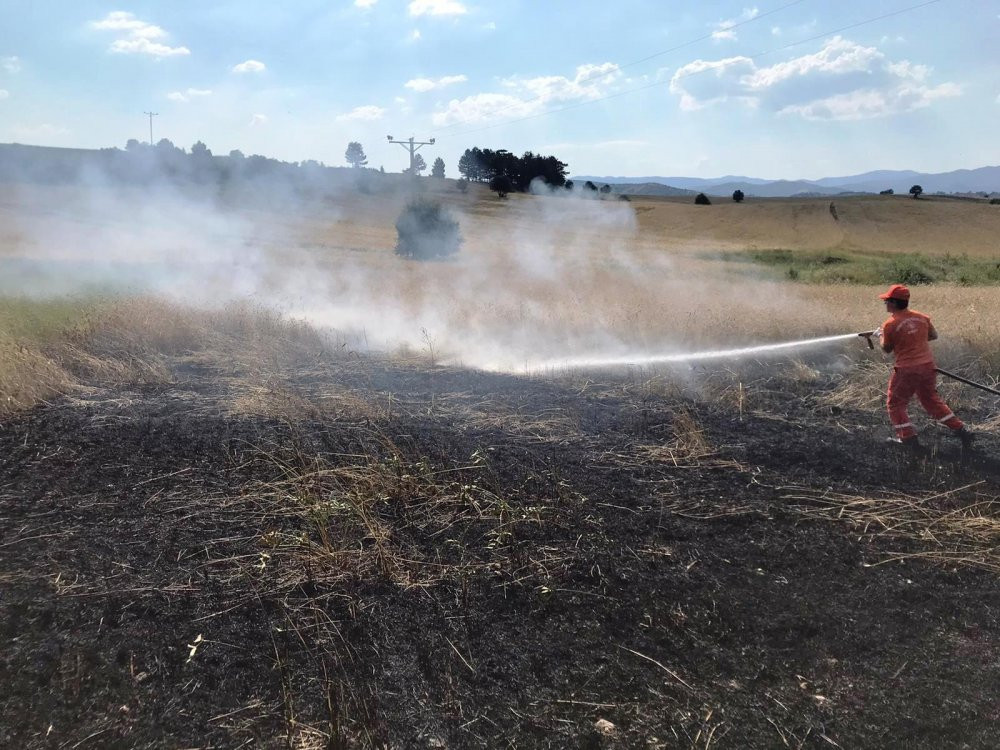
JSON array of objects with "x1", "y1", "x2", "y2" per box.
[
  {"x1": 990, "y1": 198, "x2": 1000, "y2": 205},
  {"x1": 394, "y1": 200, "x2": 462, "y2": 260},
  {"x1": 694, "y1": 193, "x2": 711, "y2": 205},
  {"x1": 489, "y1": 174, "x2": 513, "y2": 198},
  {"x1": 880, "y1": 188, "x2": 894, "y2": 195},
  {"x1": 732, "y1": 189, "x2": 744, "y2": 203}
]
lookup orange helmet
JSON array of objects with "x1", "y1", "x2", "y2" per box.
[{"x1": 879, "y1": 284, "x2": 910, "y2": 302}]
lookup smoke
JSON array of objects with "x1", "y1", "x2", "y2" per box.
[{"x1": 1, "y1": 147, "x2": 857, "y2": 373}]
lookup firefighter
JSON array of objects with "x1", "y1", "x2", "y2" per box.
[{"x1": 877, "y1": 284, "x2": 974, "y2": 450}]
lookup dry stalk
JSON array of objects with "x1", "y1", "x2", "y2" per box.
[{"x1": 782, "y1": 482, "x2": 1000, "y2": 573}]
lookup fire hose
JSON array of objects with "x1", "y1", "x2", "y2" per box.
[{"x1": 857, "y1": 330, "x2": 1000, "y2": 397}]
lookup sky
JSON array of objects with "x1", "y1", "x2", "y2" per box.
[{"x1": 0, "y1": 0, "x2": 998, "y2": 180}]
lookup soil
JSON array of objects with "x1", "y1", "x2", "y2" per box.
[{"x1": 2, "y1": 353, "x2": 999, "y2": 749}]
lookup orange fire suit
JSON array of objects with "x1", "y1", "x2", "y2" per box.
[{"x1": 880, "y1": 309, "x2": 963, "y2": 440}]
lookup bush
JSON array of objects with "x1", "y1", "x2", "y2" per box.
[
  {"x1": 394, "y1": 200, "x2": 462, "y2": 260},
  {"x1": 990, "y1": 198, "x2": 1000, "y2": 205},
  {"x1": 694, "y1": 192, "x2": 711, "y2": 205},
  {"x1": 732, "y1": 189, "x2": 744, "y2": 202},
  {"x1": 489, "y1": 174, "x2": 513, "y2": 198}
]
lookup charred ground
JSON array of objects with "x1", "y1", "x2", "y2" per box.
[{"x1": 2, "y1": 348, "x2": 999, "y2": 749}]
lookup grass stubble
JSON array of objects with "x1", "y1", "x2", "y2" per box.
[{"x1": 3, "y1": 188, "x2": 1000, "y2": 746}]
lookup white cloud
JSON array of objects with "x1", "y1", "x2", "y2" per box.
[
  {"x1": 167, "y1": 88, "x2": 213, "y2": 103},
  {"x1": 336, "y1": 105, "x2": 386, "y2": 122},
  {"x1": 484, "y1": 21, "x2": 496, "y2": 31},
  {"x1": 408, "y1": 0, "x2": 467, "y2": 17},
  {"x1": 712, "y1": 7, "x2": 759, "y2": 42},
  {"x1": 409, "y1": 29, "x2": 422, "y2": 41},
  {"x1": 355, "y1": 0, "x2": 377, "y2": 7},
  {"x1": 2, "y1": 56, "x2": 21, "y2": 73},
  {"x1": 670, "y1": 36, "x2": 960, "y2": 120},
  {"x1": 433, "y1": 62, "x2": 621, "y2": 125},
  {"x1": 0, "y1": 89, "x2": 8, "y2": 100},
  {"x1": 233, "y1": 59, "x2": 266, "y2": 74},
  {"x1": 249, "y1": 114, "x2": 268, "y2": 127},
  {"x1": 405, "y1": 74, "x2": 467, "y2": 92},
  {"x1": 771, "y1": 26, "x2": 781, "y2": 36},
  {"x1": 90, "y1": 12, "x2": 189, "y2": 58}
]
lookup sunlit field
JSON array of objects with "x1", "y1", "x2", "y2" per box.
[{"x1": 2, "y1": 179, "x2": 999, "y2": 405}]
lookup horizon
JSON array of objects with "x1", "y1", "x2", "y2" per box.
[{"x1": 0, "y1": 1, "x2": 997, "y2": 180}]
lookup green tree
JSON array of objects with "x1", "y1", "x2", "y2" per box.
[
  {"x1": 431, "y1": 157, "x2": 445, "y2": 178},
  {"x1": 345, "y1": 141, "x2": 368, "y2": 168},
  {"x1": 404, "y1": 153, "x2": 427, "y2": 176},
  {"x1": 489, "y1": 174, "x2": 513, "y2": 198},
  {"x1": 395, "y1": 200, "x2": 462, "y2": 260},
  {"x1": 190, "y1": 141, "x2": 212, "y2": 158},
  {"x1": 909, "y1": 184, "x2": 923, "y2": 199},
  {"x1": 695, "y1": 192, "x2": 712, "y2": 205},
  {"x1": 732, "y1": 189, "x2": 745, "y2": 202}
]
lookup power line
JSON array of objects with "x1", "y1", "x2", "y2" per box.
[
  {"x1": 438, "y1": 0, "x2": 945, "y2": 141},
  {"x1": 434, "y1": 0, "x2": 811, "y2": 136}
]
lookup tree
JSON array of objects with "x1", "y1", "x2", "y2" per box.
[
  {"x1": 229, "y1": 149, "x2": 245, "y2": 160},
  {"x1": 564, "y1": 180, "x2": 574, "y2": 190},
  {"x1": 599, "y1": 184, "x2": 612, "y2": 194},
  {"x1": 879, "y1": 188, "x2": 894, "y2": 195},
  {"x1": 732, "y1": 189, "x2": 745, "y2": 203},
  {"x1": 584, "y1": 180, "x2": 598, "y2": 192},
  {"x1": 456, "y1": 178, "x2": 469, "y2": 193},
  {"x1": 695, "y1": 192, "x2": 712, "y2": 205},
  {"x1": 406, "y1": 153, "x2": 427, "y2": 176},
  {"x1": 489, "y1": 174, "x2": 513, "y2": 198},
  {"x1": 431, "y1": 157, "x2": 445, "y2": 178},
  {"x1": 909, "y1": 184, "x2": 923, "y2": 199},
  {"x1": 345, "y1": 141, "x2": 368, "y2": 168},
  {"x1": 190, "y1": 141, "x2": 212, "y2": 158},
  {"x1": 394, "y1": 200, "x2": 462, "y2": 260}
]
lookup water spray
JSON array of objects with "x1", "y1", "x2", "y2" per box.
[{"x1": 530, "y1": 332, "x2": 867, "y2": 371}]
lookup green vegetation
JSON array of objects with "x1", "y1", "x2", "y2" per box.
[{"x1": 721, "y1": 248, "x2": 1000, "y2": 286}]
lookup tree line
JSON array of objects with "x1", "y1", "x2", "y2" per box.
[{"x1": 457, "y1": 147, "x2": 568, "y2": 191}]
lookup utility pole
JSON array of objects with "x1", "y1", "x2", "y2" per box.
[
  {"x1": 143, "y1": 111, "x2": 158, "y2": 145},
  {"x1": 386, "y1": 135, "x2": 434, "y2": 174}
]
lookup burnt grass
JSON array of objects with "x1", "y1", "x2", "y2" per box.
[{"x1": 2, "y1": 351, "x2": 999, "y2": 749}]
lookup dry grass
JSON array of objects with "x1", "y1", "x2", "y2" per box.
[
  {"x1": 0, "y1": 296, "x2": 332, "y2": 415},
  {"x1": 784, "y1": 482, "x2": 1000, "y2": 573}
]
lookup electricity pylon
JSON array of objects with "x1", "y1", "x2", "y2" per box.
[{"x1": 386, "y1": 135, "x2": 434, "y2": 174}]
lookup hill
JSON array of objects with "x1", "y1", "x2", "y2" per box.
[{"x1": 574, "y1": 165, "x2": 1000, "y2": 198}]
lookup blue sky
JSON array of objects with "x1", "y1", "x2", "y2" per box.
[{"x1": 0, "y1": 0, "x2": 997, "y2": 179}]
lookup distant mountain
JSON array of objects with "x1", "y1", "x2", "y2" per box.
[
  {"x1": 605, "y1": 182, "x2": 697, "y2": 197},
  {"x1": 572, "y1": 166, "x2": 1000, "y2": 198}
]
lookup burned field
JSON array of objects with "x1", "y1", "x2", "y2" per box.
[{"x1": 2, "y1": 346, "x2": 999, "y2": 749}]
